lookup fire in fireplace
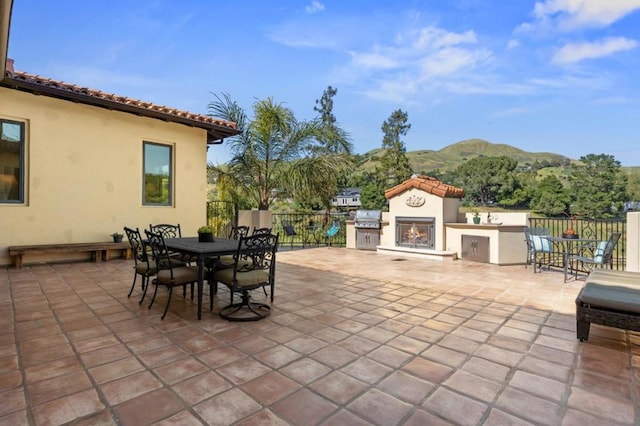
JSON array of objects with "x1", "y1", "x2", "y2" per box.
[{"x1": 396, "y1": 217, "x2": 435, "y2": 249}]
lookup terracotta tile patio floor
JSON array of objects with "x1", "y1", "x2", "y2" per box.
[{"x1": 1, "y1": 247, "x2": 639, "y2": 425}]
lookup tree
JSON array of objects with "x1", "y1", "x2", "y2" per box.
[
  {"x1": 530, "y1": 175, "x2": 570, "y2": 216},
  {"x1": 311, "y1": 86, "x2": 352, "y2": 156},
  {"x1": 626, "y1": 171, "x2": 640, "y2": 202},
  {"x1": 379, "y1": 109, "x2": 413, "y2": 187},
  {"x1": 207, "y1": 93, "x2": 351, "y2": 210},
  {"x1": 454, "y1": 156, "x2": 518, "y2": 206},
  {"x1": 303, "y1": 86, "x2": 354, "y2": 212},
  {"x1": 568, "y1": 153, "x2": 627, "y2": 218}
]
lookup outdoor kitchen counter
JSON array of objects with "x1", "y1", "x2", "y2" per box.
[{"x1": 444, "y1": 223, "x2": 527, "y2": 265}]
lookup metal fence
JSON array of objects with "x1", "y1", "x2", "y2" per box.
[
  {"x1": 206, "y1": 201, "x2": 238, "y2": 238},
  {"x1": 205, "y1": 204, "x2": 349, "y2": 249},
  {"x1": 528, "y1": 217, "x2": 626, "y2": 270},
  {"x1": 271, "y1": 212, "x2": 349, "y2": 248}
]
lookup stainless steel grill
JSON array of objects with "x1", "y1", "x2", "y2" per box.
[{"x1": 354, "y1": 210, "x2": 382, "y2": 229}]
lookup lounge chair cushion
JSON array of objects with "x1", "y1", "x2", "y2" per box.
[
  {"x1": 587, "y1": 269, "x2": 640, "y2": 286},
  {"x1": 580, "y1": 271, "x2": 640, "y2": 314}
]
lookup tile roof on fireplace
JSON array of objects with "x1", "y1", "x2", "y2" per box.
[{"x1": 385, "y1": 175, "x2": 465, "y2": 199}]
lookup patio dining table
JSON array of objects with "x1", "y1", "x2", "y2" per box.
[{"x1": 164, "y1": 237, "x2": 239, "y2": 320}]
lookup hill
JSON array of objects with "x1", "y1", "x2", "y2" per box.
[{"x1": 357, "y1": 139, "x2": 571, "y2": 174}]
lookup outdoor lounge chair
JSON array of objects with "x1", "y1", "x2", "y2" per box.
[{"x1": 575, "y1": 269, "x2": 640, "y2": 341}]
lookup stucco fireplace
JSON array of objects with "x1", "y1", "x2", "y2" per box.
[{"x1": 374, "y1": 175, "x2": 464, "y2": 260}]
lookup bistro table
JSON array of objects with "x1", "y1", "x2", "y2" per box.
[
  {"x1": 164, "y1": 237, "x2": 239, "y2": 320},
  {"x1": 545, "y1": 236, "x2": 597, "y2": 276}
]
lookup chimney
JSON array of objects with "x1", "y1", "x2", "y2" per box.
[{"x1": 6, "y1": 58, "x2": 14, "y2": 74}]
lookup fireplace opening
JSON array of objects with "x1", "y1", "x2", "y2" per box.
[{"x1": 395, "y1": 217, "x2": 435, "y2": 249}]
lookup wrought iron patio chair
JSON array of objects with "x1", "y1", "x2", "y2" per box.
[
  {"x1": 524, "y1": 227, "x2": 557, "y2": 273},
  {"x1": 210, "y1": 225, "x2": 251, "y2": 299},
  {"x1": 149, "y1": 223, "x2": 194, "y2": 297},
  {"x1": 124, "y1": 226, "x2": 157, "y2": 304},
  {"x1": 229, "y1": 225, "x2": 250, "y2": 240},
  {"x1": 252, "y1": 227, "x2": 272, "y2": 235},
  {"x1": 565, "y1": 233, "x2": 621, "y2": 282},
  {"x1": 214, "y1": 233, "x2": 279, "y2": 321},
  {"x1": 144, "y1": 230, "x2": 200, "y2": 320}
]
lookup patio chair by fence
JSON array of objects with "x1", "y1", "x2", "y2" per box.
[
  {"x1": 565, "y1": 233, "x2": 621, "y2": 282},
  {"x1": 524, "y1": 227, "x2": 553, "y2": 273},
  {"x1": 325, "y1": 222, "x2": 340, "y2": 247},
  {"x1": 282, "y1": 224, "x2": 297, "y2": 248}
]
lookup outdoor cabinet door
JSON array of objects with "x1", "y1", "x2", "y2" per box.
[{"x1": 356, "y1": 230, "x2": 380, "y2": 250}]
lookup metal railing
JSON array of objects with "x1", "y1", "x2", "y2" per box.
[
  {"x1": 528, "y1": 217, "x2": 626, "y2": 270},
  {"x1": 205, "y1": 204, "x2": 349, "y2": 249},
  {"x1": 272, "y1": 212, "x2": 348, "y2": 248},
  {"x1": 206, "y1": 201, "x2": 238, "y2": 238}
]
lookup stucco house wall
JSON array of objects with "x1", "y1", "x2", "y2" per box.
[{"x1": 0, "y1": 87, "x2": 211, "y2": 266}]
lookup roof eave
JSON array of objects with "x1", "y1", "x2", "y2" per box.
[{"x1": 1, "y1": 74, "x2": 240, "y2": 142}]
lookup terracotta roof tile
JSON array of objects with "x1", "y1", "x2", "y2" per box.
[
  {"x1": 2, "y1": 70, "x2": 239, "y2": 142},
  {"x1": 384, "y1": 175, "x2": 464, "y2": 199}
]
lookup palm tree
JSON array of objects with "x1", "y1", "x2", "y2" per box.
[{"x1": 208, "y1": 93, "x2": 352, "y2": 211}]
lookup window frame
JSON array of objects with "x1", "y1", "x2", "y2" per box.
[
  {"x1": 142, "y1": 141, "x2": 173, "y2": 206},
  {"x1": 0, "y1": 118, "x2": 26, "y2": 204}
]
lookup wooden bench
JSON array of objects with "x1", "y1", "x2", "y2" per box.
[
  {"x1": 575, "y1": 269, "x2": 640, "y2": 341},
  {"x1": 8, "y1": 242, "x2": 132, "y2": 268}
]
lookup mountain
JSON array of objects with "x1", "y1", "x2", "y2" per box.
[{"x1": 357, "y1": 139, "x2": 571, "y2": 174}]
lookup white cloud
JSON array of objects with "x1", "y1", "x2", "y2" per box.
[
  {"x1": 526, "y1": 0, "x2": 640, "y2": 31},
  {"x1": 419, "y1": 47, "x2": 491, "y2": 77},
  {"x1": 340, "y1": 25, "x2": 493, "y2": 101},
  {"x1": 349, "y1": 50, "x2": 397, "y2": 70},
  {"x1": 305, "y1": 1, "x2": 325, "y2": 15},
  {"x1": 552, "y1": 36, "x2": 638, "y2": 64}
]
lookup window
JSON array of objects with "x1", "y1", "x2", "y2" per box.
[
  {"x1": 0, "y1": 119, "x2": 25, "y2": 203},
  {"x1": 143, "y1": 142, "x2": 172, "y2": 206}
]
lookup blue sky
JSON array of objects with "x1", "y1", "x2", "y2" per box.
[{"x1": 7, "y1": 0, "x2": 640, "y2": 165}]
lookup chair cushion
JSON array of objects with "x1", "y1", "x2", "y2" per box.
[
  {"x1": 214, "y1": 256, "x2": 251, "y2": 271},
  {"x1": 530, "y1": 235, "x2": 551, "y2": 252},
  {"x1": 156, "y1": 266, "x2": 199, "y2": 286},
  {"x1": 136, "y1": 260, "x2": 156, "y2": 275},
  {"x1": 593, "y1": 240, "x2": 608, "y2": 263},
  {"x1": 215, "y1": 268, "x2": 270, "y2": 289}
]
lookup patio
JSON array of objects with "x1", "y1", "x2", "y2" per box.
[{"x1": 0, "y1": 248, "x2": 638, "y2": 425}]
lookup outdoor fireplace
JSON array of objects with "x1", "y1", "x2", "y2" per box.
[{"x1": 396, "y1": 216, "x2": 435, "y2": 249}]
